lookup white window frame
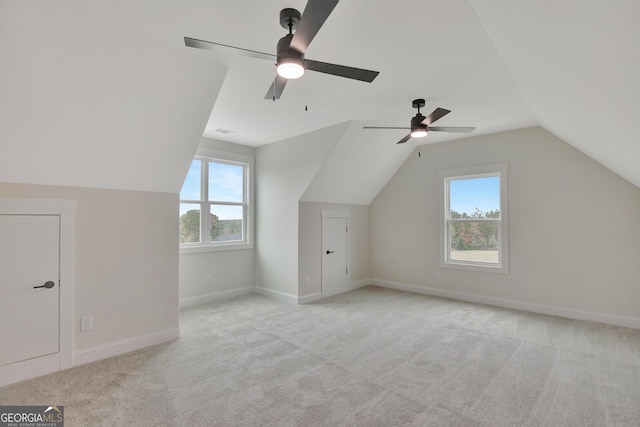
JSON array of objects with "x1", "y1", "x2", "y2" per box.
[
  {"x1": 180, "y1": 148, "x2": 254, "y2": 254},
  {"x1": 439, "y1": 163, "x2": 509, "y2": 274}
]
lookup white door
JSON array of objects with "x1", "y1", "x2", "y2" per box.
[
  {"x1": 321, "y1": 215, "x2": 348, "y2": 298},
  {"x1": 0, "y1": 214, "x2": 60, "y2": 367}
]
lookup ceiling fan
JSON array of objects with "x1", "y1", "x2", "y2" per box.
[
  {"x1": 364, "y1": 99, "x2": 475, "y2": 144},
  {"x1": 184, "y1": 0, "x2": 379, "y2": 100}
]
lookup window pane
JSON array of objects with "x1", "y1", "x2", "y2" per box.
[
  {"x1": 450, "y1": 220, "x2": 499, "y2": 263},
  {"x1": 209, "y1": 162, "x2": 243, "y2": 202},
  {"x1": 440, "y1": 164, "x2": 508, "y2": 273},
  {"x1": 179, "y1": 204, "x2": 201, "y2": 243},
  {"x1": 450, "y1": 176, "x2": 500, "y2": 218},
  {"x1": 210, "y1": 205, "x2": 243, "y2": 242},
  {"x1": 180, "y1": 160, "x2": 201, "y2": 201}
]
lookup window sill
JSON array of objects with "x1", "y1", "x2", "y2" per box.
[
  {"x1": 180, "y1": 242, "x2": 253, "y2": 254},
  {"x1": 441, "y1": 260, "x2": 509, "y2": 275}
]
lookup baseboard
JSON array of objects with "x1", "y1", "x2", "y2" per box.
[
  {"x1": 72, "y1": 327, "x2": 180, "y2": 367},
  {"x1": 371, "y1": 279, "x2": 640, "y2": 330},
  {"x1": 321, "y1": 279, "x2": 372, "y2": 300},
  {"x1": 180, "y1": 287, "x2": 254, "y2": 308},
  {"x1": 298, "y1": 292, "x2": 322, "y2": 304},
  {"x1": 253, "y1": 286, "x2": 298, "y2": 305},
  {"x1": 0, "y1": 353, "x2": 60, "y2": 388},
  {"x1": 301, "y1": 279, "x2": 373, "y2": 303},
  {"x1": 351, "y1": 278, "x2": 373, "y2": 289}
]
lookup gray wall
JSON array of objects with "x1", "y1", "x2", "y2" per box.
[
  {"x1": 179, "y1": 249, "x2": 254, "y2": 305},
  {"x1": 369, "y1": 126, "x2": 640, "y2": 324},
  {"x1": 298, "y1": 201, "x2": 370, "y2": 299},
  {"x1": 0, "y1": 182, "x2": 179, "y2": 351},
  {"x1": 255, "y1": 123, "x2": 347, "y2": 298}
]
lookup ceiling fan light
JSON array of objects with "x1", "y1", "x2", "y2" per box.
[
  {"x1": 277, "y1": 58, "x2": 304, "y2": 79},
  {"x1": 411, "y1": 128, "x2": 428, "y2": 138}
]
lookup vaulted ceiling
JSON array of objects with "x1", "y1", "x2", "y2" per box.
[
  {"x1": 196, "y1": 0, "x2": 537, "y2": 146},
  {"x1": 1, "y1": 0, "x2": 638, "y2": 194}
]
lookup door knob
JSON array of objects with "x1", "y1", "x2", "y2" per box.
[
  {"x1": 34, "y1": 280, "x2": 55, "y2": 289},
  {"x1": 326, "y1": 250, "x2": 334, "y2": 254}
]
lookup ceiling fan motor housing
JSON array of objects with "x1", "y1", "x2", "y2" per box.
[
  {"x1": 276, "y1": 34, "x2": 304, "y2": 78},
  {"x1": 277, "y1": 34, "x2": 303, "y2": 61},
  {"x1": 410, "y1": 99, "x2": 428, "y2": 135},
  {"x1": 411, "y1": 114, "x2": 427, "y2": 131},
  {"x1": 276, "y1": 8, "x2": 304, "y2": 77}
]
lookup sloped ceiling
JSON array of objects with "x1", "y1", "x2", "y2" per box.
[
  {"x1": 468, "y1": 0, "x2": 640, "y2": 188},
  {"x1": 1, "y1": 0, "x2": 637, "y2": 195},
  {"x1": 199, "y1": 0, "x2": 535, "y2": 146},
  {"x1": 301, "y1": 121, "x2": 415, "y2": 205},
  {"x1": 0, "y1": 1, "x2": 226, "y2": 193}
]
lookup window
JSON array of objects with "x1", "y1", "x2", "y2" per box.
[
  {"x1": 179, "y1": 156, "x2": 251, "y2": 252},
  {"x1": 439, "y1": 164, "x2": 508, "y2": 273}
]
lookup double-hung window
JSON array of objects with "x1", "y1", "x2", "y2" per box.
[
  {"x1": 439, "y1": 164, "x2": 509, "y2": 273},
  {"x1": 180, "y1": 156, "x2": 251, "y2": 251}
]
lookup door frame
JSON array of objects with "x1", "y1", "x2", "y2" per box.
[
  {"x1": 0, "y1": 197, "x2": 75, "y2": 387},
  {"x1": 321, "y1": 209, "x2": 350, "y2": 299}
]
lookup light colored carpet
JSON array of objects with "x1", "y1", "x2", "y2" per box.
[{"x1": 1, "y1": 285, "x2": 640, "y2": 426}]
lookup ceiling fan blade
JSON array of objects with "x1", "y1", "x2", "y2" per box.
[
  {"x1": 290, "y1": 0, "x2": 339, "y2": 54},
  {"x1": 264, "y1": 75, "x2": 289, "y2": 100},
  {"x1": 184, "y1": 37, "x2": 276, "y2": 62},
  {"x1": 422, "y1": 107, "x2": 451, "y2": 126},
  {"x1": 396, "y1": 134, "x2": 412, "y2": 144},
  {"x1": 363, "y1": 126, "x2": 409, "y2": 130},
  {"x1": 305, "y1": 59, "x2": 379, "y2": 82},
  {"x1": 428, "y1": 126, "x2": 476, "y2": 133}
]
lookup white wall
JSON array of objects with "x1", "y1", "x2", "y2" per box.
[
  {"x1": 255, "y1": 123, "x2": 349, "y2": 298},
  {"x1": 0, "y1": 182, "x2": 179, "y2": 352},
  {"x1": 300, "y1": 121, "x2": 414, "y2": 205},
  {"x1": 370, "y1": 126, "x2": 640, "y2": 326},
  {"x1": 179, "y1": 138, "x2": 256, "y2": 306},
  {"x1": 179, "y1": 249, "x2": 254, "y2": 306},
  {"x1": 298, "y1": 202, "x2": 370, "y2": 299},
  {"x1": 0, "y1": 2, "x2": 228, "y2": 374},
  {"x1": 0, "y1": 1, "x2": 226, "y2": 194}
]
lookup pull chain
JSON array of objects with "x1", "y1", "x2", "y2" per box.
[
  {"x1": 272, "y1": 65, "x2": 277, "y2": 101},
  {"x1": 305, "y1": 71, "x2": 309, "y2": 111}
]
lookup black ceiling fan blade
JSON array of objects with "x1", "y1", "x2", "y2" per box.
[
  {"x1": 422, "y1": 107, "x2": 451, "y2": 126},
  {"x1": 362, "y1": 126, "x2": 410, "y2": 130},
  {"x1": 396, "y1": 134, "x2": 412, "y2": 144},
  {"x1": 264, "y1": 75, "x2": 289, "y2": 100},
  {"x1": 305, "y1": 59, "x2": 379, "y2": 82},
  {"x1": 290, "y1": 0, "x2": 339, "y2": 54},
  {"x1": 184, "y1": 37, "x2": 276, "y2": 62},
  {"x1": 428, "y1": 126, "x2": 476, "y2": 133}
]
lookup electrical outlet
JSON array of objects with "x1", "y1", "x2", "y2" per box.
[
  {"x1": 80, "y1": 317, "x2": 93, "y2": 332},
  {"x1": 205, "y1": 274, "x2": 213, "y2": 285},
  {"x1": 304, "y1": 276, "x2": 310, "y2": 286}
]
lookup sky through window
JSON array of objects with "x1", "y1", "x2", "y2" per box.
[
  {"x1": 449, "y1": 176, "x2": 499, "y2": 215},
  {"x1": 180, "y1": 160, "x2": 244, "y2": 220}
]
